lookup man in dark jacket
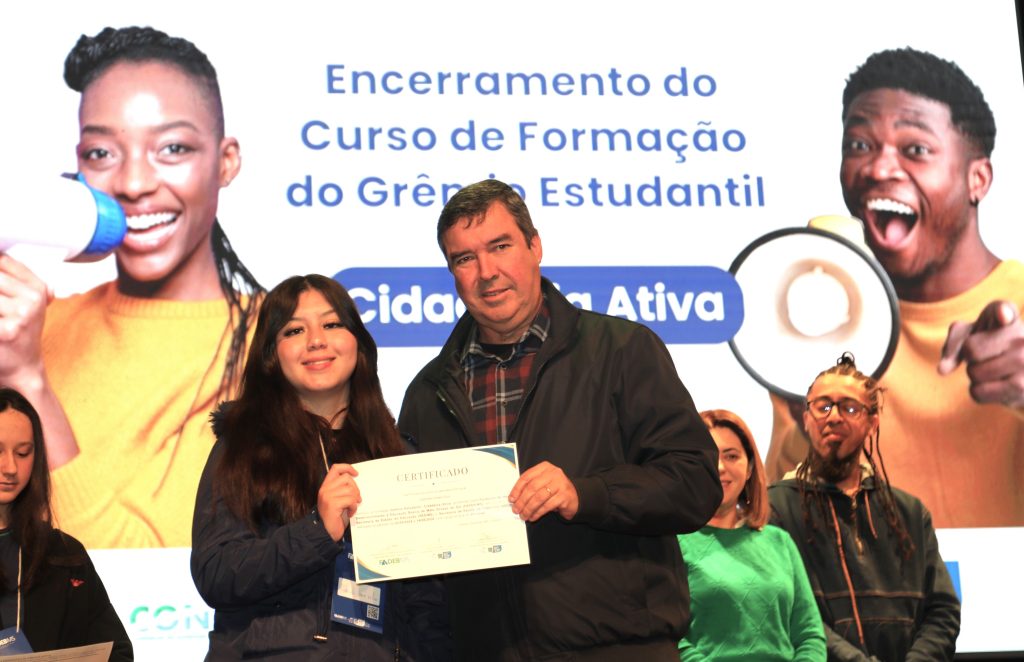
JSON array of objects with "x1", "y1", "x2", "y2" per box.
[
  {"x1": 398, "y1": 179, "x2": 721, "y2": 662},
  {"x1": 769, "y1": 353, "x2": 960, "y2": 661}
]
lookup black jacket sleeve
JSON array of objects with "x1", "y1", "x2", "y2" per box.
[
  {"x1": 570, "y1": 325, "x2": 721, "y2": 535},
  {"x1": 190, "y1": 441, "x2": 344, "y2": 608}
]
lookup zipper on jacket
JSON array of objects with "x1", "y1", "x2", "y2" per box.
[
  {"x1": 436, "y1": 389, "x2": 456, "y2": 419},
  {"x1": 314, "y1": 570, "x2": 331, "y2": 643},
  {"x1": 849, "y1": 493, "x2": 864, "y2": 555},
  {"x1": 508, "y1": 341, "x2": 562, "y2": 442},
  {"x1": 436, "y1": 388, "x2": 473, "y2": 444}
]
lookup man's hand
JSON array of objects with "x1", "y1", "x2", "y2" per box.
[
  {"x1": 0, "y1": 254, "x2": 53, "y2": 386},
  {"x1": 938, "y1": 299, "x2": 1024, "y2": 407},
  {"x1": 508, "y1": 461, "x2": 579, "y2": 522},
  {"x1": 317, "y1": 463, "x2": 361, "y2": 542}
]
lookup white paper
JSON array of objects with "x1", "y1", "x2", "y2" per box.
[{"x1": 350, "y1": 444, "x2": 530, "y2": 582}]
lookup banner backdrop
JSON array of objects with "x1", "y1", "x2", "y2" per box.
[{"x1": 2, "y1": 1, "x2": 1021, "y2": 657}]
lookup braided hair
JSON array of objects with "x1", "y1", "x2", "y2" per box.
[
  {"x1": 210, "y1": 222, "x2": 263, "y2": 397},
  {"x1": 796, "y1": 352, "x2": 915, "y2": 561},
  {"x1": 65, "y1": 26, "x2": 264, "y2": 399}
]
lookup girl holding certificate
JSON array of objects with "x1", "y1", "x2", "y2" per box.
[
  {"x1": 190, "y1": 274, "x2": 448, "y2": 661},
  {"x1": 0, "y1": 389, "x2": 132, "y2": 659},
  {"x1": 677, "y1": 410, "x2": 825, "y2": 661}
]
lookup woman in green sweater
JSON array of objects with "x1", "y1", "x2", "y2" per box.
[{"x1": 678, "y1": 409, "x2": 825, "y2": 661}]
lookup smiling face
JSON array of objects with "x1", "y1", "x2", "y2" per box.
[
  {"x1": 76, "y1": 61, "x2": 240, "y2": 300},
  {"x1": 275, "y1": 288, "x2": 358, "y2": 420},
  {"x1": 711, "y1": 426, "x2": 752, "y2": 525},
  {"x1": 0, "y1": 408, "x2": 35, "y2": 521},
  {"x1": 840, "y1": 88, "x2": 992, "y2": 299},
  {"x1": 442, "y1": 201, "x2": 544, "y2": 344},
  {"x1": 803, "y1": 373, "x2": 878, "y2": 483}
]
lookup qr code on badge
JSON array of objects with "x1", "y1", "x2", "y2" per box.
[{"x1": 367, "y1": 605, "x2": 380, "y2": 621}]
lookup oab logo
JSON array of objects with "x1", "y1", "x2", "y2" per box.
[{"x1": 334, "y1": 266, "x2": 743, "y2": 347}]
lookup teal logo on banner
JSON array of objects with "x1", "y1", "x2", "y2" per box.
[{"x1": 334, "y1": 266, "x2": 743, "y2": 347}]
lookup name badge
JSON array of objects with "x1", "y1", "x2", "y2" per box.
[
  {"x1": 0, "y1": 626, "x2": 33, "y2": 655},
  {"x1": 332, "y1": 541, "x2": 386, "y2": 634}
]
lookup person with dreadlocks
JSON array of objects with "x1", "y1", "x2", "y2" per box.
[
  {"x1": 0, "y1": 26, "x2": 263, "y2": 548},
  {"x1": 768, "y1": 353, "x2": 960, "y2": 661},
  {"x1": 765, "y1": 47, "x2": 1024, "y2": 529}
]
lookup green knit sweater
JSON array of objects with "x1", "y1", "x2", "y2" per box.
[{"x1": 678, "y1": 524, "x2": 825, "y2": 661}]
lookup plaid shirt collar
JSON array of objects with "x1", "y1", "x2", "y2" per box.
[{"x1": 460, "y1": 298, "x2": 551, "y2": 365}]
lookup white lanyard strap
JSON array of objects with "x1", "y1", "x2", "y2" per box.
[
  {"x1": 319, "y1": 433, "x2": 330, "y2": 472},
  {"x1": 15, "y1": 546, "x2": 21, "y2": 632}
]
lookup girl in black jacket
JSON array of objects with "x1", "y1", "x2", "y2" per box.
[
  {"x1": 0, "y1": 388, "x2": 132, "y2": 659},
  {"x1": 190, "y1": 274, "x2": 449, "y2": 660}
]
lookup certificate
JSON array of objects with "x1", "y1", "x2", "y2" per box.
[{"x1": 349, "y1": 443, "x2": 530, "y2": 583}]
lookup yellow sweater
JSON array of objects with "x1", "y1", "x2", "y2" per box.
[
  {"x1": 42, "y1": 282, "x2": 245, "y2": 548},
  {"x1": 766, "y1": 259, "x2": 1024, "y2": 529}
]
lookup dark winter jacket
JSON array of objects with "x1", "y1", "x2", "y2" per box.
[
  {"x1": 190, "y1": 409, "x2": 450, "y2": 661},
  {"x1": 398, "y1": 278, "x2": 721, "y2": 661},
  {"x1": 20, "y1": 529, "x2": 133, "y2": 660},
  {"x1": 769, "y1": 474, "x2": 960, "y2": 661}
]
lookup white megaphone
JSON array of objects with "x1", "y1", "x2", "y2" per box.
[
  {"x1": 728, "y1": 215, "x2": 900, "y2": 400},
  {"x1": 0, "y1": 174, "x2": 126, "y2": 262}
]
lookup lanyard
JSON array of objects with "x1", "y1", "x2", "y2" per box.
[
  {"x1": 319, "y1": 433, "x2": 330, "y2": 473},
  {"x1": 14, "y1": 547, "x2": 20, "y2": 632},
  {"x1": 317, "y1": 408, "x2": 348, "y2": 473}
]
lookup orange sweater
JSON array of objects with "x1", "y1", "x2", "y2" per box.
[
  {"x1": 42, "y1": 282, "x2": 244, "y2": 548},
  {"x1": 766, "y1": 259, "x2": 1024, "y2": 528}
]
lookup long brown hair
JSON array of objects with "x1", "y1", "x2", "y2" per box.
[
  {"x1": 700, "y1": 409, "x2": 770, "y2": 530},
  {"x1": 0, "y1": 389, "x2": 56, "y2": 591},
  {"x1": 214, "y1": 275, "x2": 405, "y2": 529}
]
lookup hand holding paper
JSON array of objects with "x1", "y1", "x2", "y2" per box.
[
  {"x1": 508, "y1": 460, "x2": 579, "y2": 522},
  {"x1": 318, "y1": 463, "x2": 361, "y2": 542}
]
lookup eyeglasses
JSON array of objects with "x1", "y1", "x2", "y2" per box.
[{"x1": 806, "y1": 397, "x2": 870, "y2": 421}]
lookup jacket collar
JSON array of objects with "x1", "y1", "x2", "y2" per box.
[
  {"x1": 432, "y1": 277, "x2": 579, "y2": 381},
  {"x1": 780, "y1": 461, "x2": 878, "y2": 493}
]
